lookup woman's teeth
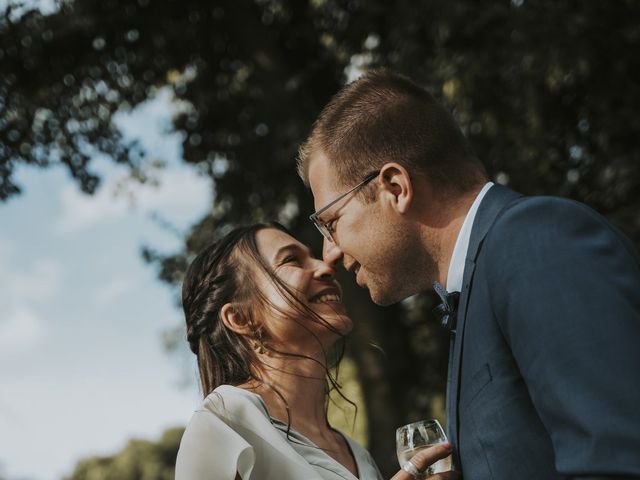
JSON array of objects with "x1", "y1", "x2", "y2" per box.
[{"x1": 311, "y1": 294, "x2": 340, "y2": 303}]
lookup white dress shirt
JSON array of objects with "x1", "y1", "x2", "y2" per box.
[
  {"x1": 446, "y1": 182, "x2": 494, "y2": 293},
  {"x1": 176, "y1": 384, "x2": 383, "y2": 480}
]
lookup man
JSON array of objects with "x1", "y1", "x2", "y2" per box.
[{"x1": 297, "y1": 70, "x2": 640, "y2": 479}]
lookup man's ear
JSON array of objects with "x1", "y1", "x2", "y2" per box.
[
  {"x1": 378, "y1": 162, "x2": 414, "y2": 214},
  {"x1": 220, "y1": 303, "x2": 251, "y2": 335}
]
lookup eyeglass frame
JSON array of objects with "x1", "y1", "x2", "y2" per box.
[{"x1": 309, "y1": 170, "x2": 380, "y2": 243}]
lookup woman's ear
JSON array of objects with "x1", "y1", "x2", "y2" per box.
[
  {"x1": 220, "y1": 303, "x2": 251, "y2": 335},
  {"x1": 378, "y1": 162, "x2": 414, "y2": 214}
]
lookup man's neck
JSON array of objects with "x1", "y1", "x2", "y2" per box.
[{"x1": 420, "y1": 185, "x2": 486, "y2": 287}]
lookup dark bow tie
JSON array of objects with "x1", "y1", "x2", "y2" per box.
[{"x1": 433, "y1": 282, "x2": 460, "y2": 332}]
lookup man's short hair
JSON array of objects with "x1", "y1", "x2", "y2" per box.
[{"x1": 297, "y1": 69, "x2": 487, "y2": 195}]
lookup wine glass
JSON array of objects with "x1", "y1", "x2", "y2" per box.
[{"x1": 396, "y1": 419, "x2": 451, "y2": 478}]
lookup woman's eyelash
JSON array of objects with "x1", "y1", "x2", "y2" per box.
[{"x1": 281, "y1": 254, "x2": 300, "y2": 264}]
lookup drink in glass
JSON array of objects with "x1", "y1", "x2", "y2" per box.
[{"x1": 396, "y1": 419, "x2": 451, "y2": 478}]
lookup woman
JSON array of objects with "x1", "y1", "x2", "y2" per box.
[{"x1": 176, "y1": 222, "x2": 454, "y2": 480}]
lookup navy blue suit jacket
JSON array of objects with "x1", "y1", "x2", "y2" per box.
[{"x1": 446, "y1": 185, "x2": 640, "y2": 479}]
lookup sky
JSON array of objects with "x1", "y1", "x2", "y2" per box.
[{"x1": 0, "y1": 89, "x2": 210, "y2": 480}]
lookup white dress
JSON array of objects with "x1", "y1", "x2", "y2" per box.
[{"x1": 176, "y1": 385, "x2": 384, "y2": 480}]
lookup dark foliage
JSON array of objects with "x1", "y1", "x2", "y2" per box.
[{"x1": 2, "y1": 0, "x2": 639, "y2": 475}]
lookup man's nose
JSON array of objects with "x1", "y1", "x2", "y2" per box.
[{"x1": 322, "y1": 238, "x2": 343, "y2": 267}]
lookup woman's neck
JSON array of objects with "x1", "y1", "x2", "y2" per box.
[
  {"x1": 243, "y1": 354, "x2": 332, "y2": 436},
  {"x1": 238, "y1": 354, "x2": 359, "y2": 477}
]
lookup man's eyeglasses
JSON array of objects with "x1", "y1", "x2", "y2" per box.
[{"x1": 309, "y1": 170, "x2": 380, "y2": 243}]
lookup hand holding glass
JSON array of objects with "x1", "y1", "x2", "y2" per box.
[{"x1": 396, "y1": 419, "x2": 451, "y2": 478}]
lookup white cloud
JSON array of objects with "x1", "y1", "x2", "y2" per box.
[
  {"x1": 123, "y1": 167, "x2": 210, "y2": 215},
  {"x1": 0, "y1": 305, "x2": 44, "y2": 356},
  {"x1": 0, "y1": 237, "x2": 11, "y2": 256},
  {"x1": 113, "y1": 87, "x2": 190, "y2": 154},
  {"x1": 54, "y1": 166, "x2": 210, "y2": 234},
  {"x1": 95, "y1": 277, "x2": 136, "y2": 305},
  {"x1": 55, "y1": 180, "x2": 129, "y2": 233},
  {"x1": 0, "y1": 251, "x2": 60, "y2": 357},
  {"x1": 55, "y1": 87, "x2": 210, "y2": 235},
  {"x1": 0, "y1": 0, "x2": 59, "y2": 20},
  {"x1": 0, "y1": 257, "x2": 63, "y2": 302}
]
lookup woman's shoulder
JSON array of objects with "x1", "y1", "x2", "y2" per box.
[
  {"x1": 177, "y1": 386, "x2": 264, "y2": 479},
  {"x1": 178, "y1": 386, "x2": 275, "y2": 465},
  {"x1": 196, "y1": 384, "x2": 270, "y2": 425},
  {"x1": 178, "y1": 386, "x2": 318, "y2": 479}
]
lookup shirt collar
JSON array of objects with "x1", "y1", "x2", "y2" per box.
[{"x1": 446, "y1": 182, "x2": 494, "y2": 292}]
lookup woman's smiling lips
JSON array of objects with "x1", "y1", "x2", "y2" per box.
[{"x1": 309, "y1": 287, "x2": 342, "y2": 304}]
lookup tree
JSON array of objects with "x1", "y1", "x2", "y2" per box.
[
  {"x1": 3, "y1": 0, "x2": 640, "y2": 475},
  {"x1": 65, "y1": 427, "x2": 183, "y2": 480}
]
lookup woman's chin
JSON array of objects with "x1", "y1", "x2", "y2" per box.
[
  {"x1": 330, "y1": 313, "x2": 353, "y2": 336},
  {"x1": 313, "y1": 312, "x2": 353, "y2": 344}
]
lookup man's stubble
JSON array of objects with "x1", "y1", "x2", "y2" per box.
[{"x1": 364, "y1": 219, "x2": 439, "y2": 306}]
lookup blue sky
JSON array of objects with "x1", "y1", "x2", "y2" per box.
[{"x1": 0, "y1": 90, "x2": 210, "y2": 479}]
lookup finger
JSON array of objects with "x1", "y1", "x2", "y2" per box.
[
  {"x1": 389, "y1": 443, "x2": 454, "y2": 480},
  {"x1": 389, "y1": 458, "x2": 429, "y2": 480},
  {"x1": 409, "y1": 443, "x2": 453, "y2": 472},
  {"x1": 389, "y1": 463, "x2": 458, "y2": 480},
  {"x1": 389, "y1": 467, "x2": 417, "y2": 480},
  {"x1": 429, "y1": 472, "x2": 461, "y2": 480}
]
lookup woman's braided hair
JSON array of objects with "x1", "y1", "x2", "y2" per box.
[{"x1": 182, "y1": 224, "x2": 271, "y2": 396}]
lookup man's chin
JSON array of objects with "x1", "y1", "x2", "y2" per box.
[{"x1": 367, "y1": 284, "x2": 406, "y2": 307}]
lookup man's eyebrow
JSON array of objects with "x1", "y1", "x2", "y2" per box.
[{"x1": 317, "y1": 201, "x2": 347, "y2": 223}]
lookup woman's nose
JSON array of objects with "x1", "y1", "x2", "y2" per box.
[{"x1": 313, "y1": 258, "x2": 336, "y2": 280}]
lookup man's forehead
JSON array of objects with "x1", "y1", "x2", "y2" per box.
[{"x1": 308, "y1": 151, "x2": 340, "y2": 209}]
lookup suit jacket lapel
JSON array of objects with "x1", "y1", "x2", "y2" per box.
[{"x1": 446, "y1": 185, "x2": 522, "y2": 464}]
